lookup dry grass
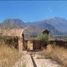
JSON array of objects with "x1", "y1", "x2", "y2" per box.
[
  {"x1": 0, "y1": 43, "x2": 21, "y2": 67},
  {"x1": 43, "y1": 44, "x2": 67, "y2": 67}
]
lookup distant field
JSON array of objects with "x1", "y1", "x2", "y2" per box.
[
  {"x1": 43, "y1": 44, "x2": 67, "y2": 67},
  {"x1": 0, "y1": 43, "x2": 21, "y2": 67}
]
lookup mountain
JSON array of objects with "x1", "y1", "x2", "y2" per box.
[
  {"x1": 25, "y1": 17, "x2": 67, "y2": 35},
  {"x1": 0, "y1": 19, "x2": 26, "y2": 29},
  {"x1": 0, "y1": 17, "x2": 67, "y2": 35},
  {"x1": 24, "y1": 22, "x2": 63, "y2": 35},
  {"x1": 43, "y1": 17, "x2": 67, "y2": 33}
]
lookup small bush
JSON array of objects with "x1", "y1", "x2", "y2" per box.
[{"x1": 37, "y1": 33, "x2": 49, "y2": 48}]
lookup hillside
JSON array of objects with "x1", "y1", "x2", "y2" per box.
[
  {"x1": 43, "y1": 17, "x2": 67, "y2": 33},
  {"x1": 0, "y1": 19, "x2": 26, "y2": 29},
  {"x1": 25, "y1": 17, "x2": 67, "y2": 35},
  {"x1": 27, "y1": 21, "x2": 62, "y2": 35},
  {"x1": 0, "y1": 17, "x2": 67, "y2": 35}
]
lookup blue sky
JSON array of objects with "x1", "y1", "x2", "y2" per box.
[{"x1": 0, "y1": 1, "x2": 67, "y2": 22}]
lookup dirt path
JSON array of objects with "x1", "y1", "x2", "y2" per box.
[
  {"x1": 13, "y1": 55, "x2": 26, "y2": 67},
  {"x1": 13, "y1": 51, "x2": 34, "y2": 67},
  {"x1": 33, "y1": 55, "x2": 61, "y2": 67},
  {"x1": 13, "y1": 51, "x2": 61, "y2": 67}
]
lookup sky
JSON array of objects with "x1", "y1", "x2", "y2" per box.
[{"x1": 0, "y1": 1, "x2": 67, "y2": 22}]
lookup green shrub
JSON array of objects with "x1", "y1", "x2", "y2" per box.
[{"x1": 37, "y1": 33, "x2": 49, "y2": 48}]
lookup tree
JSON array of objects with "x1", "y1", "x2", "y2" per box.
[{"x1": 37, "y1": 33, "x2": 49, "y2": 48}]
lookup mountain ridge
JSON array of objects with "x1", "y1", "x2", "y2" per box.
[
  {"x1": 0, "y1": 19, "x2": 26, "y2": 29},
  {"x1": 0, "y1": 17, "x2": 67, "y2": 35}
]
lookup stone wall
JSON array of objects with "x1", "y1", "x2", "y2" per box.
[
  {"x1": 49, "y1": 40, "x2": 67, "y2": 48},
  {"x1": 0, "y1": 36, "x2": 18, "y2": 48}
]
